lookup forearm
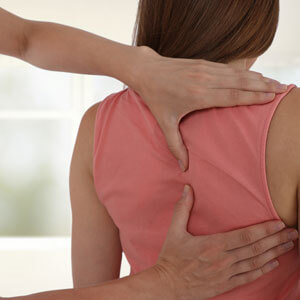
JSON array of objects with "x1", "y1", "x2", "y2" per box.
[
  {"x1": 0, "y1": 7, "x2": 140, "y2": 87},
  {"x1": 22, "y1": 20, "x2": 139, "y2": 86},
  {"x1": 8, "y1": 267, "x2": 174, "y2": 300}
]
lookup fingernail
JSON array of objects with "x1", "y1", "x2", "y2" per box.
[
  {"x1": 288, "y1": 230, "x2": 299, "y2": 240},
  {"x1": 266, "y1": 260, "x2": 279, "y2": 272},
  {"x1": 178, "y1": 160, "x2": 185, "y2": 172},
  {"x1": 182, "y1": 185, "x2": 190, "y2": 198},
  {"x1": 275, "y1": 221, "x2": 285, "y2": 231},
  {"x1": 282, "y1": 241, "x2": 294, "y2": 250},
  {"x1": 265, "y1": 93, "x2": 275, "y2": 100}
]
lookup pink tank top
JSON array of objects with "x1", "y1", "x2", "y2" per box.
[{"x1": 93, "y1": 85, "x2": 300, "y2": 299}]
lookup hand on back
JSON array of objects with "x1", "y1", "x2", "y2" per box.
[
  {"x1": 154, "y1": 185, "x2": 298, "y2": 300},
  {"x1": 134, "y1": 46, "x2": 288, "y2": 171}
]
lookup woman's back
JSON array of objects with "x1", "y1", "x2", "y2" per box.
[{"x1": 93, "y1": 85, "x2": 300, "y2": 299}]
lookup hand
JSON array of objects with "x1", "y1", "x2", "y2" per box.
[
  {"x1": 153, "y1": 185, "x2": 298, "y2": 300},
  {"x1": 133, "y1": 46, "x2": 288, "y2": 171}
]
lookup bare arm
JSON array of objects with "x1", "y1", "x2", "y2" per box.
[
  {"x1": 265, "y1": 87, "x2": 300, "y2": 240},
  {"x1": 6, "y1": 187, "x2": 297, "y2": 300},
  {"x1": 0, "y1": 7, "x2": 27, "y2": 58},
  {"x1": 0, "y1": 7, "x2": 288, "y2": 168},
  {"x1": 0, "y1": 7, "x2": 137, "y2": 80},
  {"x1": 70, "y1": 103, "x2": 122, "y2": 287},
  {"x1": 8, "y1": 268, "x2": 172, "y2": 300}
]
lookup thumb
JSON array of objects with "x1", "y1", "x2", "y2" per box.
[
  {"x1": 170, "y1": 185, "x2": 194, "y2": 235},
  {"x1": 160, "y1": 122, "x2": 189, "y2": 172}
]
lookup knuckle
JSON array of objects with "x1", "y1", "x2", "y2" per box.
[
  {"x1": 240, "y1": 230, "x2": 253, "y2": 245},
  {"x1": 263, "y1": 223, "x2": 274, "y2": 236},
  {"x1": 279, "y1": 231, "x2": 291, "y2": 244},
  {"x1": 251, "y1": 242, "x2": 263, "y2": 255},
  {"x1": 249, "y1": 257, "x2": 260, "y2": 270}
]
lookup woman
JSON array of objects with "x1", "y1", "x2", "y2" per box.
[
  {"x1": 70, "y1": 0, "x2": 300, "y2": 299},
  {"x1": 0, "y1": 6, "x2": 293, "y2": 300},
  {"x1": 0, "y1": 7, "x2": 285, "y2": 170}
]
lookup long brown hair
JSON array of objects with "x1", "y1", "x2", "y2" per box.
[{"x1": 133, "y1": 0, "x2": 279, "y2": 63}]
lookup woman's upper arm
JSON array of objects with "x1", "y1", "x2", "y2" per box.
[{"x1": 70, "y1": 103, "x2": 122, "y2": 288}]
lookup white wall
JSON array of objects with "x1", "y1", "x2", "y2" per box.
[
  {"x1": 0, "y1": 0, "x2": 139, "y2": 44},
  {"x1": 265, "y1": 0, "x2": 300, "y2": 59}
]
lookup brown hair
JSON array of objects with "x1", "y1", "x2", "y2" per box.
[{"x1": 133, "y1": 0, "x2": 279, "y2": 63}]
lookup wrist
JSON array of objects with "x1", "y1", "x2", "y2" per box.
[
  {"x1": 115, "y1": 45, "x2": 158, "y2": 93},
  {"x1": 124, "y1": 46, "x2": 152, "y2": 90},
  {"x1": 139, "y1": 266, "x2": 176, "y2": 300}
]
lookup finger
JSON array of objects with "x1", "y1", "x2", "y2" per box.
[
  {"x1": 230, "y1": 241, "x2": 294, "y2": 276},
  {"x1": 219, "y1": 220, "x2": 286, "y2": 251},
  {"x1": 160, "y1": 122, "x2": 189, "y2": 171},
  {"x1": 229, "y1": 228, "x2": 298, "y2": 262},
  {"x1": 176, "y1": 59, "x2": 284, "y2": 87},
  {"x1": 174, "y1": 58, "x2": 229, "y2": 69},
  {"x1": 187, "y1": 64, "x2": 262, "y2": 79},
  {"x1": 169, "y1": 185, "x2": 194, "y2": 235},
  {"x1": 188, "y1": 62, "x2": 263, "y2": 78},
  {"x1": 228, "y1": 260, "x2": 279, "y2": 292},
  {"x1": 198, "y1": 89, "x2": 276, "y2": 109},
  {"x1": 211, "y1": 76, "x2": 288, "y2": 93}
]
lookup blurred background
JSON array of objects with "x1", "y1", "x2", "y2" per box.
[{"x1": 0, "y1": 0, "x2": 299, "y2": 297}]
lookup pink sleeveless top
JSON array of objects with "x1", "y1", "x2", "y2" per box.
[{"x1": 93, "y1": 85, "x2": 300, "y2": 299}]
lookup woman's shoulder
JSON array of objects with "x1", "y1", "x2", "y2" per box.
[
  {"x1": 77, "y1": 89, "x2": 130, "y2": 171},
  {"x1": 268, "y1": 85, "x2": 300, "y2": 166},
  {"x1": 266, "y1": 85, "x2": 300, "y2": 227},
  {"x1": 81, "y1": 89, "x2": 129, "y2": 135}
]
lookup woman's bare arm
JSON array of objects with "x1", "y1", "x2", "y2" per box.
[
  {"x1": 0, "y1": 7, "x2": 289, "y2": 169},
  {"x1": 70, "y1": 103, "x2": 122, "y2": 287},
  {"x1": 265, "y1": 87, "x2": 300, "y2": 247},
  {"x1": 6, "y1": 187, "x2": 297, "y2": 300}
]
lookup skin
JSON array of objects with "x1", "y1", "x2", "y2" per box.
[
  {"x1": 231, "y1": 58, "x2": 300, "y2": 246},
  {"x1": 266, "y1": 88, "x2": 300, "y2": 239},
  {"x1": 68, "y1": 103, "x2": 297, "y2": 298},
  {"x1": 0, "y1": 6, "x2": 298, "y2": 300},
  {"x1": 0, "y1": 7, "x2": 288, "y2": 170},
  {"x1": 3, "y1": 185, "x2": 297, "y2": 300},
  {"x1": 3, "y1": 86, "x2": 300, "y2": 300}
]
